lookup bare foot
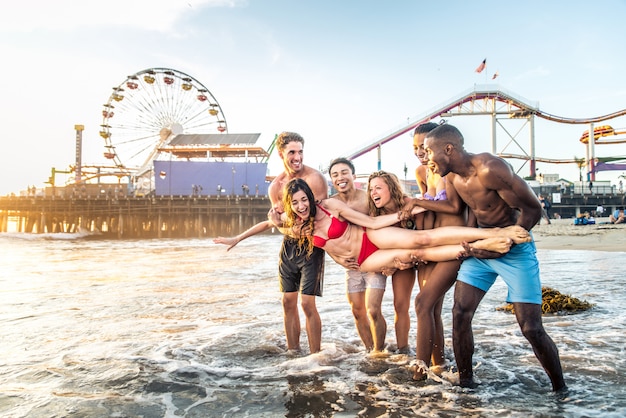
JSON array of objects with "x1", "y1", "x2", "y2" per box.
[
  {"x1": 472, "y1": 237, "x2": 513, "y2": 254},
  {"x1": 501, "y1": 225, "x2": 531, "y2": 244},
  {"x1": 412, "y1": 360, "x2": 428, "y2": 381}
]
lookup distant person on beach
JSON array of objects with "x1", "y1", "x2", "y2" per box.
[
  {"x1": 409, "y1": 122, "x2": 470, "y2": 379},
  {"x1": 538, "y1": 194, "x2": 552, "y2": 225},
  {"x1": 610, "y1": 207, "x2": 625, "y2": 224},
  {"x1": 595, "y1": 204, "x2": 604, "y2": 217},
  {"x1": 401, "y1": 124, "x2": 566, "y2": 392},
  {"x1": 328, "y1": 158, "x2": 387, "y2": 352}
]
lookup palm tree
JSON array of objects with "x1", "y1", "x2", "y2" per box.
[{"x1": 574, "y1": 156, "x2": 586, "y2": 182}]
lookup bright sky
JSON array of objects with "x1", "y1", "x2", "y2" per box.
[{"x1": 1, "y1": 0, "x2": 625, "y2": 195}]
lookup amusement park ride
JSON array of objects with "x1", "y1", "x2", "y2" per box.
[
  {"x1": 347, "y1": 85, "x2": 626, "y2": 181},
  {"x1": 48, "y1": 68, "x2": 273, "y2": 194},
  {"x1": 48, "y1": 77, "x2": 626, "y2": 192}
]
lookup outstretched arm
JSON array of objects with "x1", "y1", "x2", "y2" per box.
[
  {"x1": 323, "y1": 198, "x2": 424, "y2": 230},
  {"x1": 213, "y1": 220, "x2": 273, "y2": 251}
]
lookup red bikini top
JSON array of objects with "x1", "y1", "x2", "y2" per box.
[{"x1": 312, "y1": 204, "x2": 349, "y2": 247}]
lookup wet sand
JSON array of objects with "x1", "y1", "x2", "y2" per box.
[{"x1": 533, "y1": 217, "x2": 626, "y2": 252}]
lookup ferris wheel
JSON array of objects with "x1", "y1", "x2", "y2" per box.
[{"x1": 99, "y1": 67, "x2": 228, "y2": 174}]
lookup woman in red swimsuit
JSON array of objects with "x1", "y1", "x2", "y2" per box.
[{"x1": 278, "y1": 178, "x2": 529, "y2": 274}]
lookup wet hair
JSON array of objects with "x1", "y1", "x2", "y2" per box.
[
  {"x1": 328, "y1": 157, "x2": 355, "y2": 175},
  {"x1": 282, "y1": 178, "x2": 316, "y2": 255},
  {"x1": 413, "y1": 122, "x2": 439, "y2": 136},
  {"x1": 427, "y1": 124, "x2": 465, "y2": 147},
  {"x1": 367, "y1": 171, "x2": 405, "y2": 216},
  {"x1": 276, "y1": 131, "x2": 304, "y2": 151}
]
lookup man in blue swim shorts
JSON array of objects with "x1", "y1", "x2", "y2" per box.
[
  {"x1": 404, "y1": 124, "x2": 566, "y2": 392},
  {"x1": 457, "y1": 239, "x2": 541, "y2": 305}
]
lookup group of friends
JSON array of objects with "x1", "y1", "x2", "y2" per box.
[{"x1": 214, "y1": 124, "x2": 567, "y2": 392}]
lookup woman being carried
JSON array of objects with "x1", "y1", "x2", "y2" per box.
[{"x1": 263, "y1": 178, "x2": 530, "y2": 273}]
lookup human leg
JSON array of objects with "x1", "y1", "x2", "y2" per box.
[
  {"x1": 346, "y1": 270, "x2": 374, "y2": 350},
  {"x1": 365, "y1": 286, "x2": 387, "y2": 351},
  {"x1": 359, "y1": 238, "x2": 513, "y2": 273},
  {"x1": 411, "y1": 238, "x2": 513, "y2": 264},
  {"x1": 452, "y1": 281, "x2": 486, "y2": 387},
  {"x1": 299, "y1": 246, "x2": 325, "y2": 354},
  {"x1": 391, "y1": 268, "x2": 415, "y2": 352},
  {"x1": 367, "y1": 224, "x2": 529, "y2": 250},
  {"x1": 347, "y1": 291, "x2": 373, "y2": 350},
  {"x1": 301, "y1": 294, "x2": 321, "y2": 353},
  {"x1": 282, "y1": 292, "x2": 301, "y2": 351},
  {"x1": 513, "y1": 302, "x2": 566, "y2": 391},
  {"x1": 414, "y1": 260, "x2": 459, "y2": 380},
  {"x1": 278, "y1": 238, "x2": 303, "y2": 351}
]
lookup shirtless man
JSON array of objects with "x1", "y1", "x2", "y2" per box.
[
  {"x1": 328, "y1": 158, "x2": 387, "y2": 352},
  {"x1": 402, "y1": 124, "x2": 566, "y2": 391},
  {"x1": 268, "y1": 132, "x2": 328, "y2": 354}
]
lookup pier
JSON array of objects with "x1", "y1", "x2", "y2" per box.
[
  {"x1": 0, "y1": 195, "x2": 272, "y2": 239},
  {"x1": 1, "y1": 188, "x2": 625, "y2": 239}
]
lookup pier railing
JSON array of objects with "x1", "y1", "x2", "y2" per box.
[{"x1": 0, "y1": 195, "x2": 273, "y2": 239}]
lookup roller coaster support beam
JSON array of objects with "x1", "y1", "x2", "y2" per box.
[
  {"x1": 530, "y1": 115, "x2": 536, "y2": 177},
  {"x1": 587, "y1": 123, "x2": 596, "y2": 181}
]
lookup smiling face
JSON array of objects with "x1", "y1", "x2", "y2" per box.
[
  {"x1": 424, "y1": 136, "x2": 451, "y2": 176},
  {"x1": 278, "y1": 141, "x2": 304, "y2": 175},
  {"x1": 290, "y1": 189, "x2": 311, "y2": 220},
  {"x1": 369, "y1": 177, "x2": 392, "y2": 209},
  {"x1": 329, "y1": 162, "x2": 355, "y2": 193},
  {"x1": 413, "y1": 132, "x2": 429, "y2": 166}
]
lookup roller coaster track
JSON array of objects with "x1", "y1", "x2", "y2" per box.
[{"x1": 346, "y1": 84, "x2": 626, "y2": 162}]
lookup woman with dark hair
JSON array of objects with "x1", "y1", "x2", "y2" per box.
[{"x1": 272, "y1": 178, "x2": 529, "y2": 273}]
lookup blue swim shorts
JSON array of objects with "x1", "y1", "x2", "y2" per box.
[{"x1": 456, "y1": 238, "x2": 541, "y2": 304}]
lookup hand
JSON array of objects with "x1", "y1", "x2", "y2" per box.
[
  {"x1": 268, "y1": 208, "x2": 282, "y2": 226},
  {"x1": 213, "y1": 236, "x2": 239, "y2": 251},
  {"x1": 391, "y1": 257, "x2": 415, "y2": 271},
  {"x1": 343, "y1": 258, "x2": 360, "y2": 271},
  {"x1": 381, "y1": 267, "x2": 398, "y2": 276},
  {"x1": 400, "y1": 199, "x2": 421, "y2": 220}
]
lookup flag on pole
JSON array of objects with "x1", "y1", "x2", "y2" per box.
[
  {"x1": 492, "y1": 71, "x2": 499, "y2": 80},
  {"x1": 475, "y1": 58, "x2": 486, "y2": 73}
]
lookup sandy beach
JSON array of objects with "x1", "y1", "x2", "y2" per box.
[{"x1": 532, "y1": 217, "x2": 626, "y2": 252}]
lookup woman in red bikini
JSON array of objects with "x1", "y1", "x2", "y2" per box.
[{"x1": 277, "y1": 178, "x2": 530, "y2": 273}]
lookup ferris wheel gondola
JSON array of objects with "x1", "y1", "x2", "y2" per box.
[{"x1": 99, "y1": 68, "x2": 228, "y2": 176}]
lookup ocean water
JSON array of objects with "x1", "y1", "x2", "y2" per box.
[{"x1": 0, "y1": 233, "x2": 625, "y2": 417}]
